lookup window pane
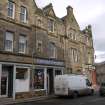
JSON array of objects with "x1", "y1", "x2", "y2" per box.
[
  {"x1": 5, "y1": 32, "x2": 13, "y2": 51},
  {"x1": 8, "y1": 1, "x2": 13, "y2": 9},
  {"x1": 20, "y1": 6, "x2": 27, "y2": 22},
  {"x1": 8, "y1": 1, "x2": 14, "y2": 18},
  {"x1": 49, "y1": 42, "x2": 56, "y2": 58},
  {"x1": 6, "y1": 32, "x2": 13, "y2": 40},
  {"x1": 19, "y1": 35, "x2": 26, "y2": 43},
  {"x1": 48, "y1": 19, "x2": 54, "y2": 32},
  {"x1": 37, "y1": 41, "x2": 42, "y2": 52},
  {"x1": 5, "y1": 40, "x2": 12, "y2": 50},
  {"x1": 19, "y1": 43, "x2": 25, "y2": 52},
  {"x1": 19, "y1": 35, "x2": 26, "y2": 53},
  {"x1": 8, "y1": 9, "x2": 13, "y2": 17},
  {"x1": 16, "y1": 68, "x2": 28, "y2": 79},
  {"x1": 20, "y1": 14, "x2": 25, "y2": 22}
]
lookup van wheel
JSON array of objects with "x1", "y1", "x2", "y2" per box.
[
  {"x1": 90, "y1": 89, "x2": 94, "y2": 95},
  {"x1": 72, "y1": 92, "x2": 78, "y2": 98}
]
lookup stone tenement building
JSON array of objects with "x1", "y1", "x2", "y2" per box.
[
  {"x1": 0, "y1": 0, "x2": 94, "y2": 99},
  {"x1": 95, "y1": 62, "x2": 105, "y2": 85}
]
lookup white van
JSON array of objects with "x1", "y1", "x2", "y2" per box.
[{"x1": 54, "y1": 74, "x2": 94, "y2": 97}]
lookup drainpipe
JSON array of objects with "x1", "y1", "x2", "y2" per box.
[
  {"x1": 13, "y1": 65, "x2": 16, "y2": 100},
  {"x1": 0, "y1": 64, "x2": 2, "y2": 96}
]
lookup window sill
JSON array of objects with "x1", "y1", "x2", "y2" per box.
[
  {"x1": 20, "y1": 20, "x2": 28, "y2": 24},
  {"x1": 4, "y1": 50, "x2": 13, "y2": 53},
  {"x1": 48, "y1": 31, "x2": 55, "y2": 34},
  {"x1": 18, "y1": 52, "x2": 26, "y2": 54},
  {"x1": 7, "y1": 16, "x2": 15, "y2": 22},
  {"x1": 32, "y1": 89, "x2": 46, "y2": 91},
  {"x1": 0, "y1": 50, "x2": 30, "y2": 57}
]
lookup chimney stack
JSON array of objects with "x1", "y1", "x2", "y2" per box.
[{"x1": 66, "y1": 6, "x2": 73, "y2": 16}]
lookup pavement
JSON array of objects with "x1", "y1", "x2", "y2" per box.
[
  {"x1": 0, "y1": 95, "x2": 55, "y2": 105},
  {"x1": 0, "y1": 90, "x2": 99, "y2": 105},
  {"x1": 4, "y1": 94, "x2": 105, "y2": 105}
]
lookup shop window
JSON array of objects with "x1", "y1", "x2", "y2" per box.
[
  {"x1": 16, "y1": 68, "x2": 28, "y2": 79},
  {"x1": 55, "y1": 70, "x2": 62, "y2": 76},
  {"x1": 33, "y1": 69, "x2": 44, "y2": 89}
]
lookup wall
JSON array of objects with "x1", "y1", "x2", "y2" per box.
[{"x1": 96, "y1": 62, "x2": 105, "y2": 84}]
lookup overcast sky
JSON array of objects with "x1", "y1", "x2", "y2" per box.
[{"x1": 36, "y1": 0, "x2": 105, "y2": 63}]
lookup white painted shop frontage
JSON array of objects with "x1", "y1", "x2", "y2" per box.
[
  {"x1": 0, "y1": 59, "x2": 64, "y2": 99},
  {"x1": 0, "y1": 62, "x2": 31, "y2": 99}
]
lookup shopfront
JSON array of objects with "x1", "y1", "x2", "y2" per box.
[
  {"x1": 34, "y1": 58, "x2": 65, "y2": 95},
  {"x1": 0, "y1": 63, "x2": 31, "y2": 99},
  {"x1": 0, "y1": 59, "x2": 64, "y2": 99}
]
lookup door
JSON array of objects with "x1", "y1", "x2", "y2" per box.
[
  {"x1": 1, "y1": 65, "x2": 13, "y2": 97},
  {"x1": 47, "y1": 74, "x2": 50, "y2": 94},
  {"x1": 1, "y1": 76, "x2": 8, "y2": 96},
  {"x1": 47, "y1": 68, "x2": 54, "y2": 94}
]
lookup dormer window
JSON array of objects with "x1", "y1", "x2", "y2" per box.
[
  {"x1": 7, "y1": 1, "x2": 15, "y2": 19},
  {"x1": 48, "y1": 19, "x2": 54, "y2": 32}
]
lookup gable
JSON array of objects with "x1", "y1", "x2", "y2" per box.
[
  {"x1": 19, "y1": 0, "x2": 37, "y2": 9},
  {"x1": 67, "y1": 14, "x2": 80, "y2": 30},
  {"x1": 48, "y1": 9, "x2": 56, "y2": 18},
  {"x1": 43, "y1": 3, "x2": 56, "y2": 18}
]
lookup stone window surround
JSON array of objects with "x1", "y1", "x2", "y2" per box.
[
  {"x1": 36, "y1": 40, "x2": 43, "y2": 53},
  {"x1": 18, "y1": 35, "x2": 27, "y2": 54},
  {"x1": 67, "y1": 28, "x2": 77, "y2": 41},
  {"x1": 7, "y1": 0, "x2": 15, "y2": 19},
  {"x1": 20, "y1": 6, "x2": 28, "y2": 23},
  {"x1": 71, "y1": 48, "x2": 79, "y2": 63},
  {"x1": 5, "y1": 31, "x2": 14, "y2": 52},
  {"x1": 48, "y1": 17, "x2": 55, "y2": 33},
  {"x1": 49, "y1": 42, "x2": 57, "y2": 59}
]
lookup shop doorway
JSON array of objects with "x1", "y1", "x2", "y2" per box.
[
  {"x1": 0, "y1": 65, "x2": 13, "y2": 97},
  {"x1": 1, "y1": 75, "x2": 8, "y2": 96},
  {"x1": 47, "y1": 68, "x2": 54, "y2": 95}
]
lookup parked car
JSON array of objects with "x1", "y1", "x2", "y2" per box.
[
  {"x1": 99, "y1": 82, "x2": 105, "y2": 96},
  {"x1": 54, "y1": 74, "x2": 94, "y2": 98}
]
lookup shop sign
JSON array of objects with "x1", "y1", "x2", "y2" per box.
[{"x1": 36, "y1": 59, "x2": 64, "y2": 66}]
